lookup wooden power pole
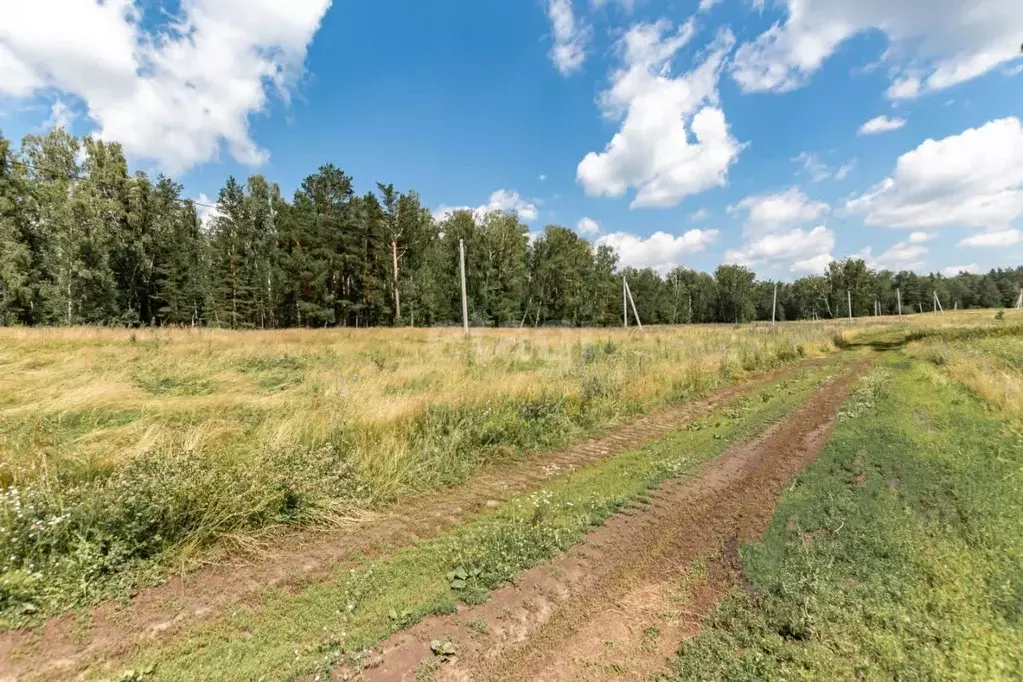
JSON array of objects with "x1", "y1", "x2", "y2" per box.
[
  {"x1": 459, "y1": 239, "x2": 469, "y2": 337},
  {"x1": 847, "y1": 290, "x2": 852, "y2": 321},
  {"x1": 772, "y1": 283, "x2": 777, "y2": 327},
  {"x1": 897, "y1": 288, "x2": 902, "y2": 316},
  {"x1": 625, "y1": 279, "x2": 642, "y2": 330},
  {"x1": 623, "y1": 277, "x2": 628, "y2": 328}
]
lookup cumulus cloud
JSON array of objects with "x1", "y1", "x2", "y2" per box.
[
  {"x1": 576, "y1": 217, "x2": 601, "y2": 235},
  {"x1": 730, "y1": 0, "x2": 1023, "y2": 97},
  {"x1": 596, "y1": 229, "x2": 719, "y2": 273},
  {"x1": 547, "y1": 0, "x2": 590, "y2": 75},
  {"x1": 698, "y1": 0, "x2": 724, "y2": 12},
  {"x1": 434, "y1": 189, "x2": 540, "y2": 223},
  {"x1": 0, "y1": 0, "x2": 331, "y2": 174},
  {"x1": 724, "y1": 226, "x2": 835, "y2": 273},
  {"x1": 859, "y1": 115, "x2": 907, "y2": 135},
  {"x1": 729, "y1": 187, "x2": 829, "y2": 235},
  {"x1": 943, "y1": 264, "x2": 981, "y2": 276},
  {"x1": 690, "y1": 208, "x2": 710, "y2": 223},
  {"x1": 861, "y1": 239, "x2": 928, "y2": 271},
  {"x1": 958, "y1": 229, "x2": 1023, "y2": 247},
  {"x1": 907, "y1": 231, "x2": 934, "y2": 243},
  {"x1": 576, "y1": 21, "x2": 742, "y2": 208},
  {"x1": 845, "y1": 117, "x2": 1023, "y2": 229}
]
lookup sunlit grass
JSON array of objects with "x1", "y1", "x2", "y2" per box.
[{"x1": 0, "y1": 312, "x2": 1014, "y2": 622}]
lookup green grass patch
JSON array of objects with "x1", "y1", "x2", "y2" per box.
[
  {"x1": 669, "y1": 353, "x2": 1023, "y2": 681},
  {"x1": 121, "y1": 362, "x2": 848, "y2": 681}
]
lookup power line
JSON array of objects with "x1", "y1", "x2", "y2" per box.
[{"x1": 1, "y1": 156, "x2": 222, "y2": 210}]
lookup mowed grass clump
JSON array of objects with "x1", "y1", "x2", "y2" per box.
[
  {"x1": 669, "y1": 353, "x2": 1023, "y2": 680},
  {"x1": 0, "y1": 324, "x2": 843, "y2": 622}
]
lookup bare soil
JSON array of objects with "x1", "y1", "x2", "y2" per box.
[
  {"x1": 0, "y1": 359, "x2": 828, "y2": 681},
  {"x1": 337, "y1": 360, "x2": 866, "y2": 682}
]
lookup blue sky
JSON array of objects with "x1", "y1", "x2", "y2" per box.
[{"x1": 2, "y1": 0, "x2": 1022, "y2": 279}]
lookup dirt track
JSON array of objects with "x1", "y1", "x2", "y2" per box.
[
  {"x1": 341, "y1": 360, "x2": 866, "y2": 681},
  {"x1": 0, "y1": 358, "x2": 831, "y2": 680}
]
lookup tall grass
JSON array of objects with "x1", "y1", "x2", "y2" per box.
[{"x1": 0, "y1": 322, "x2": 844, "y2": 619}]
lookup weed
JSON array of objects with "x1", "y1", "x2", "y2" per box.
[{"x1": 465, "y1": 617, "x2": 488, "y2": 635}]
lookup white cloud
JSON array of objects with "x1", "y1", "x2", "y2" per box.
[
  {"x1": 792, "y1": 152, "x2": 831, "y2": 183},
  {"x1": 886, "y1": 77, "x2": 921, "y2": 100},
  {"x1": 596, "y1": 229, "x2": 719, "y2": 273},
  {"x1": 724, "y1": 226, "x2": 835, "y2": 273},
  {"x1": 862, "y1": 240, "x2": 928, "y2": 271},
  {"x1": 45, "y1": 99, "x2": 75, "y2": 131},
  {"x1": 958, "y1": 229, "x2": 1023, "y2": 247},
  {"x1": 792, "y1": 153, "x2": 855, "y2": 182},
  {"x1": 195, "y1": 193, "x2": 221, "y2": 229},
  {"x1": 908, "y1": 231, "x2": 934, "y2": 243},
  {"x1": 729, "y1": 187, "x2": 829, "y2": 235},
  {"x1": 730, "y1": 0, "x2": 1023, "y2": 97},
  {"x1": 434, "y1": 189, "x2": 540, "y2": 223},
  {"x1": 547, "y1": 0, "x2": 589, "y2": 76},
  {"x1": 698, "y1": 0, "x2": 724, "y2": 12},
  {"x1": 943, "y1": 264, "x2": 981, "y2": 276},
  {"x1": 858, "y1": 115, "x2": 907, "y2": 135},
  {"x1": 846, "y1": 117, "x2": 1023, "y2": 229},
  {"x1": 539, "y1": 174, "x2": 547, "y2": 181},
  {"x1": 690, "y1": 208, "x2": 710, "y2": 223},
  {"x1": 0, "y1": 0, "x2": 331, "y2": 174},
  {"x1": 576, "y1": 22, "x2": 742, "y2": 208},
  {"x1": 576, "y1": 217, "x2": 601, "y2": 235}
]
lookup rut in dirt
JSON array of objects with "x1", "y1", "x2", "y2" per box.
[
  {"x1": 342, "y1": 359, "x2": 868, "y2": 682},
  {"x1": 0, "y1": 358, "x2": 831, "y2": 681}
]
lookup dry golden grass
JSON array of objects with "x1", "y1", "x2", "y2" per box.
[
  {"x1": 907, "y1": 329, "x2": 1023, "y2": 419},
  {"x1": 0, "y1": 323, "x2": 842, "y2": 482}
]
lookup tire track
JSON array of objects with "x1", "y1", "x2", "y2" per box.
[
  {"x1": 0, "y1": 357, "x2": 833, "y2": 681},
  {"x1": 347, "y1": 359, "x2": 867, "y2": 682}
]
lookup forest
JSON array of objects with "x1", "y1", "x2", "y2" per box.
[{"x1": 2, "y1": 127, "x2": 1021, "y2": 328}]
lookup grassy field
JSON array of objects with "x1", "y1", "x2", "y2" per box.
[
  {"x1": 2, "y1": 309, "x2": 1021, "y2": 675},
  {"x1": 670, "y1": 326, "x2": 1023, "y2": 679},
  {"x1": 111, "y1": 357, "x2": 851, "y2": 680},
  {"x1": 1, "y1": 322, "x2": 848, "y2": 621}
]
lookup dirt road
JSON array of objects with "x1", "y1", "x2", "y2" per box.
[
  {"x1": 0, "y1": 359, "x2": 832, "y2": 681},
  {"x1": 343, "y1": 360, "x2": 866, "y2": 681}
]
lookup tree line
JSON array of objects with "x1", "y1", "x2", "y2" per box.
[{"x1": 1, "y1": 128, "x2": 1021, "y2": 328}]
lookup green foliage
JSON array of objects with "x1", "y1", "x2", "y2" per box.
[
  {"x1": 669, "y1": 357, "x2": 1023, "y2": 680},
  {"x1": 3, "y1": 128, "x2": 1020, "y2": 330},
  {"x1": 0, "y1": 439, "x2": 357, "y2": 626}
]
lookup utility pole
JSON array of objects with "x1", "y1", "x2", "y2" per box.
[
  {"x1": 625, "y1": 279, "x2": 643, "y2": 330},
  {"x1": 897, "y1": 288, "x2": 902, "y2": 316},
  {"x1": 933, "y1": 290, "x2": 944, "y2": 315},
  {"x1": 1015, "y1": 287, "x2": 1022, "y2": 310},
  {"x1": 459, "y1": 239, "x2": 469, "y2": 337},
  {"x1": 847, "y1": 290, "x2": 853, "y2": 321},
  {"x1": 623, "y1": 277, "x2": 628, "y2": 328},
  {"x1": 772, "y1": 283, "x2": 777, "y2": 327}
]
